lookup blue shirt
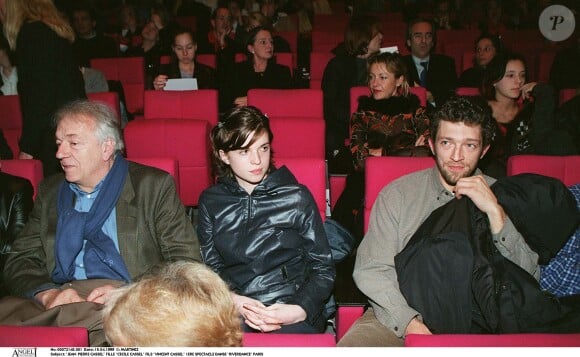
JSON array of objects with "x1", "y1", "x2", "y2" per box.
[
  {"x1": 540, "y1": 183, "x2": 580, "y2": 297},
  {"x1": 70, "y1": 180, "x2": 119, "y2": 280}
]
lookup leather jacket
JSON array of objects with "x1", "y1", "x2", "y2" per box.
[
  {"x1": 197, "y1": 166, "x2": 335, "y2": 326},
  {"x1": 0, "y1": 172, "x2": 34, "y2": 296}
]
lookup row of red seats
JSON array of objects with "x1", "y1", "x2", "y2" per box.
[{"x1": 1, "y1": 154, "x2": 579, "y2": 347}]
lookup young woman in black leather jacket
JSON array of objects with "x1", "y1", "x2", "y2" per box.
[{"x1": 197, "y1": 106, "x2": 335, "y2": 334}]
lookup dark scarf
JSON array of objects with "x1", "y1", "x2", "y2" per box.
[{"x1": 52, "y1": 156, "x2": 130, "y2": 283}]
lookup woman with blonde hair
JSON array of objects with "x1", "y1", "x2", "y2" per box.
[
  {"x1": 0, "y1": 0, "x2": 86, "y2": 176},
  {"x1": 333, "y1": 52, "x2": 430, "y2": 241}
]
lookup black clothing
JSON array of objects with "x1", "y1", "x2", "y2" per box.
[
  {"x1": 321, "y1": 47, "x2": 368, "y2": 158},
  {"x1": 72, "y1": 33, "x2": 119, "y2": 67},
  {"x1": 225, "y1": 59, "x2": 292, "y2": 109},
  {"x1": 549, "y1": 44, "x2": 580, "y2": 92},
  {"x1": 458, "y1": 66, "x2": 486, "y2": 88},
  {"x1": 156, "y1": 61, "x2": 217, "y2": 90},
  {"x1": 197, "y1": 166, "x2": 335, "y2": 332},
  {"x1": 0, "y1": 172, "x2": 34, "y2": 297},
  {"x1": 0, "y1": 130, "x2": 12, "y2": 159},
  {"x1": 16, "y1": 21, "x2": 86, "y2": 176},
  {"x1": 395, "y1": 174, "x2": 580, "y2": 334},
  {"x1": 403, "y1": 53, "x2": 457, "y2": 111},
  {"x1": 125, "y1": 44, "x2": 165, "y2": 89}
]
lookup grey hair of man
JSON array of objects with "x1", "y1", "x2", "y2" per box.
[{"x1": 54, "y1": 99, "x2": 125, "y2": 153}]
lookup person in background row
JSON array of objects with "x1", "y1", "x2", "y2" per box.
[
  {"x1": 0, "y1": 33, "x2": 17, "y2": 95},
  {"x1": 225, "y1": 26, "x2": 291, "y2": 108},
  {"x1": 198, "y1": 106, "x2": 335, "y2": 334},
  {"x1": 126, "y1": 20, "x2": 164, "y2": 89},
  {"x1": 322, "y1": 14, "x2": 383, "y2": 174},
  {"x1": 103, "y1": 261, "x2": 242, "y2": 347},
  {"x1": 153, "y1": 28, "x2": 217, "y2": 91},
  {"x1": 402, "y1": 18, "x2": 457, "y2": 113},
  {"x1": 116, "y1": 4, "x2": 142, "y2": 54},
  {"x1": 480, "y1": 53, "x2": 578, "y2": 178},
  {"x1": 0, "y1": 100, "x2": 201, "y2": 346},
  {"x1": 458, "y1": 34, "x2": 503, "y2": 88},
  {"x1": 1, "y1": 0, "x2": 87, "y2": 176},
  {"x1": 235, "y1": 11, "x2": 291, "y2": 53},
  {"x1": 70, "y1": 3, "x2": 118, "y2": 67},
  {"x1": 333, "y1": 52, "x2": 430, "y2": 241},
  {"x1": 338, "y1": 96, "x2": 538, "y2": 346}
]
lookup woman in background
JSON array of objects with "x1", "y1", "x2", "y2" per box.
[
  {"x1": 480, "y1": 52, "x2": 577, "y2": 177},
  {"x1": 226, "y1": 26, "x2": 292, "y2": 108},
  {"x1": 198, "y1": 106, "x2": 334, "y2": 334},
  {"x1": 153, "y1": 28, "x2": 217, "y2": 91},
  {"x1": 1, "y1": 0, "x2": 86, "y2": 176},
  {"x1": 458, "y1": 34, "x2": 502, "y2": 88},
  {"x1": 333, "y1": 52, "x2": 430, "y2": 241}
]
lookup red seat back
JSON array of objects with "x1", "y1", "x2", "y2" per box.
[
  {"x1": 455, "y1": 87, "x2": 480, "y2": 96},
  {"x1": 1, "y1": 159, "x2": 44, "y2": 199},
  {"x1": 247, "y1": 89, "x2": 323, "y2": 119},
  {"x1": 312, "y1": 30, "x2": 344, "y2": 53},
  {"x1": 196, "y1": 54, "x2": 217, "y2": 69},
  {"x1": 87, "y1": 91, "x2": 121, "y2": 123},
  {"x1": 0, "y1": 325, "x2": 89, "y2": 347},
  {"x1": 124, "y1": 118, "x2": 211, "y2": 206},
  {"x1": 269, "y1": 117, "x2": 325, "y2": 159},
  {"x1": 364, "y1": 156, "x2": 434, "y2": 232},
  {"x1": 129, "y1": 157, "x2": 180, "y2": 194},
  {"x1": 0, "y1": 95, "x2": 22, "y2": 156},
  {"x1": 275, "y1": 157, "x2": 327, "y2": 220},
  {"x1": 560, "y1": 89, "x2": 577, "y2": 106},
  {"x1": 90, "y1": 57, "x2": 145, "y2": 114},
  {"x1": 507, "y1": 155, "x2": 580, "y2": 187},
  {"x1": 276, "y1": 31, "x2": 298, "y2": 53},
  {"x1": 143, "y1": 89, "x2": 219, "y2": 126}
]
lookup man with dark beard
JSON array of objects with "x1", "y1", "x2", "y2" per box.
[{"x1": 337, "y1": 96, "x2": 539, "y2": 346}]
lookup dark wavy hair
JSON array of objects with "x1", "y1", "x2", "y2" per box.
[
  {"x1": 480, "y1": 52, "x2": 527, "y2": 100},
  {"x1": 210, "y1": 106, "x2": 275, "y2": 179},
  {"x1": 430, "y1": 96, "x2": 495, "y2": 148}
]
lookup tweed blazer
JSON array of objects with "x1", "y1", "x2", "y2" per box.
[{"x1": 3, "y1": 161, "x2": 201, "y2": 297}]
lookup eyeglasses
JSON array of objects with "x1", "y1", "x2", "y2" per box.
[{"x1": 476, "y1": 46, "x2": 495, "y2": 53}]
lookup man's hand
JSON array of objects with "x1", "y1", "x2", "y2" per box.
[
  {"x1": 454, "y1": 175, "x2": 506, "y2": 233},
  {"x1": 405, "y1": 317, "x2": 432, "y2": 336},
  {"x1": 35, "y1": 288, "x2": 85, "y2": 309},
  {"x1": 234, "y1": 96, "x2": 248, "y2": 107},
  {"x1": 86, "y1": 284, "x2": 118, "y2": 304},
  {"x1": 242, "y1": 303, "x2": 306, "y2": 332}
]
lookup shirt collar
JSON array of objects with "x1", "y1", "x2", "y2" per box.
[{"x1": 412, "y1": 55, "x2": 430, "y2": 67}]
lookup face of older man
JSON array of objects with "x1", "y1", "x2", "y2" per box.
[{"x1": 55, "y1": 114, "x2": 115, "y2": 192}]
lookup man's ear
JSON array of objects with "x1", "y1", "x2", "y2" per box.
[
  {"x1": 428, "y1": 137, "x2": 435, "y2": 156},
  {"x1": 102, "y1": 139, "x2": 116, "y2": 161},
  {"x1": 480, "y1": 144, "x2": 491, "y2": 159},
  {"x1": 218, "y1": 150, "x2": 230, "y2": 165}
]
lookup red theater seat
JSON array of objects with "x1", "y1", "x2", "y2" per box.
[
  {"x1": 0, "y1": 95, "x2": 23, "y2": 156},
  {"x1": 0, "y1": 325, "x2": 89, "y2": 347},
  {"x1": 129, "y1": 157, "x2": 179, "y2": 194},
  {"x1": 87, "y1": 91, "x2": 121, "y2": 123},
  {"x1": 247, "y1": 88, "x2": 323, "y2": 119},
  {"x1": 275, "y1": 157, "x2": 327, "y2": 220},
  {"x1": 269, "y1": 117, "x2": 325, "y2": 159},
  {"x1": 124, "y1": 118, "x2": 211, "y2": 207},
  {"x1": 90, "y1": 57, "x2": 145, "y2": 115},
  {"x1": 1, "y1": 159, "x2": 44, "y2": 199},
  {"x1": 143, "y1": 89, "x2": 219, "y2": 126},
  {"x1": 507, "y1": 155, "x2": 580, "y2": 186},
  {"x1": 455, "y1": 87, "x2": 480, "y2": 96},
  {"x1": 364, "y1": 157, "x2": 434, "y2": 232},
  {"x1": 335, "y1": 305, "x2": 365, "y2": 342}
]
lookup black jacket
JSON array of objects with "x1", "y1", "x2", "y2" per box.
[
  {"x1": 197, "y1": 166, "x2": 335, "y2": 328},
  {"x1": 395, "y1": 174, "x2": 580, "y2": 334},
  {"x1": 0, "y1": 172, "x2": 34, "y2": 297},
  {"x1": 403, "y1": 53, "x2": 457, "y2": 111}
]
